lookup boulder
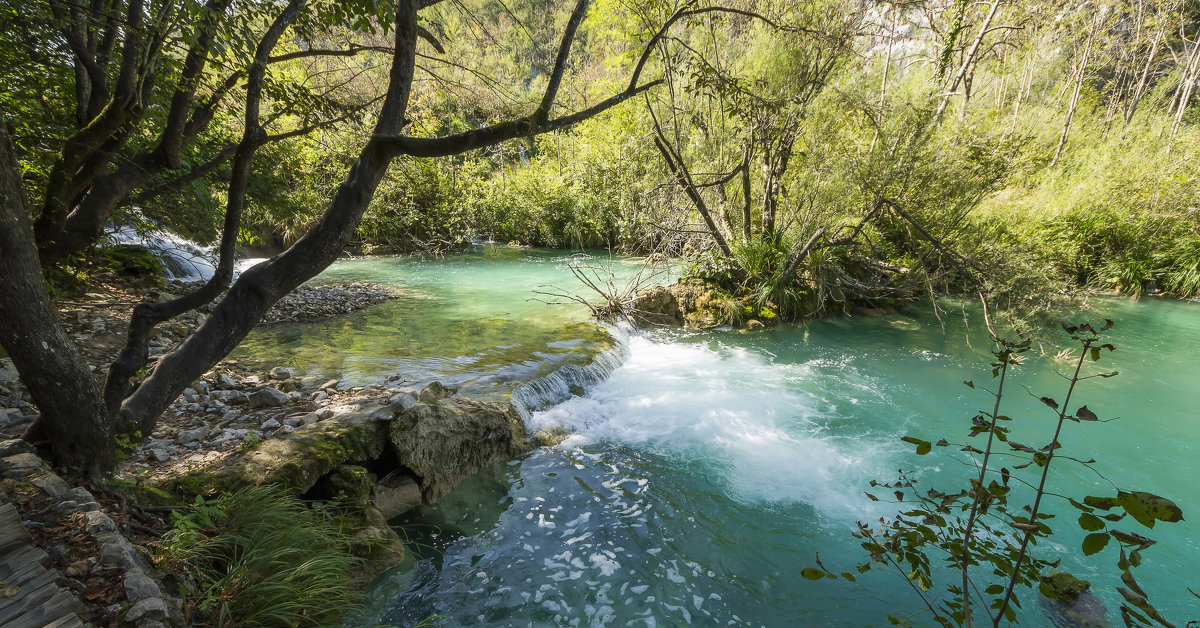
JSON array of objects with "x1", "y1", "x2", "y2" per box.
[
  {"x1": 248, "y1": 387, "x2": 290, "y2": 408},
  {"x1": 213, "y1": 412, "x2": 389, "y2": 493},
  {"x1": 631, "y1": 285, "x2": 683, "y2": 326},
  {"x1": 269, "y1": 367, "x2": 291, "y2": 380},
  {"x1": 389, "y1": 397, "x2": 531, "y2": 502},
  {"x1": 373, "y1": 472, "x2": 422, "y2": 519}
]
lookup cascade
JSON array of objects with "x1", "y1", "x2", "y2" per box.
[
  {"x1": 509, "y1": 323, "x2": 633, "y2": 421},
  {"x1": 107, "y1": 222, "x2": 266, "y2": 282}
]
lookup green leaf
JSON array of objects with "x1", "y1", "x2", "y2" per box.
[
  {"x1": 1084, "y1": 495, "x2": 1119, "y2": 510},
  {"x1": 1117, "y1": 491, "x2": 1156, "y2": 528},
  {"x1": 901, "y1": 436, "x2": 931, "y2": 455},
  {"x1": 801, "y1": 567, "x2": 825, "y2": 581},
  {"x1": 1082, "y1": 532, "x2": 1110, "y2": 556},
  {"x1": 1120, "y1": 491, "x2": 1184, "y2": 524},
  {"x1": 1078, "y1": 513, "x2": 1104, "y2": 531},
  {"x1": 1075, "y1": 406, "x2": 1098, "y2": 421},
  {"x1": 985, "y1": 584, "x2": 1005, "y2": 595}
]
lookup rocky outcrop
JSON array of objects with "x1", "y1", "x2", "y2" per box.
[
  {"x1": 633, "y1": 278, "x2": 776, "y2": 329},
  {"x1": 388, "y1": 397, "x2": 530, "y2": 502},
  {"x1": 176, "y1": 383, "x2": 532, "y2": 569}
]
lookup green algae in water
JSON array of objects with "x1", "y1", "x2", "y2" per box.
[{"x1": 231, "y1": 248, "x2": 652, "y2": 402}]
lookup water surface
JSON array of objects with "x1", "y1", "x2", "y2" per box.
[{"x1": 234, "y1": 249, "x2": 1199, "y2": 626}]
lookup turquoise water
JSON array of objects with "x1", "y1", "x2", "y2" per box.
[
  {"x1": 235, "y1": 249, "x2": 1200, "y2": 626},
  {"x1": 231, "y1": 248, "x2": 658, "y2": 404}
]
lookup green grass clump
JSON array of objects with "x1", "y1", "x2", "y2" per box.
[{"x1": 159, "y1": 485, "x2": 366, "y2": 627}]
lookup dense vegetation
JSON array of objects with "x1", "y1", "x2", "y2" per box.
[
  {"x1": 0, "y1": 0, "x2": 1197, "y2": 467},
  {"x1": 36, "y1": 0, "x2": 1190, "y2": 321}
]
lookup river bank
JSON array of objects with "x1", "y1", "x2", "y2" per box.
[{"x1": 0, "y1": 256, "x2": 632, "y2": 626}]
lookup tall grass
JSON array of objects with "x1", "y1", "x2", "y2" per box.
[{"x1": 160, "y1": 485, "x2": 366, "y2": 627}]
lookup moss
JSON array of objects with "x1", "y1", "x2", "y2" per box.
[
  {"x1": 1039, "y1": 571, "x2": 1091, "y2": 601},
  {"x1": 170, "y1": 414, "x2": 389, "y2": 497},
  {"x1": 99, "y1": 244, "x2": 165, "y2": 282}
]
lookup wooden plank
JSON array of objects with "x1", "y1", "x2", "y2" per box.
[
  {"x1": 0, "y1": 572, "x2": 58, "y2": 622},
  {"x1": 44, "y1": 613, "x2": 87, "y2": 628},
  {"x1": 0, "y1": 561, "x2": 46, "y2": 593},
  {"x1": 0, "y1": 546, "x2": 50, "y2": 579},
  {"x1": 7, "y1": 591, "x2": 86, "y2": 628},
  {"x1": 0, "y1": 504, "x2": 31, "y2": 553}
]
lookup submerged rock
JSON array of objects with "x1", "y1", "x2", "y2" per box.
[{"x1": 1039, "y1": 572, "x2": 1111, "y2": 628}]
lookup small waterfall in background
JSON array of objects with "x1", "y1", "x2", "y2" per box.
[
  {"x1": 107, "y1": 222, "x2": 267, "y2": 282},
  {"x1": 510, "y1": 324, "x2": 634, "y2": 421}
]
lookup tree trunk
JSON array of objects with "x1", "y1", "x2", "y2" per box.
[
  {"x1": 933, "y1": 0, "x2": 1004, "y2": 124},
  {"x1": 1051, "y1": 19, "x2": 1096, "y2": 167},
  {"x1": 0, "y1": 121, "x2": 114, "y2": 475}
]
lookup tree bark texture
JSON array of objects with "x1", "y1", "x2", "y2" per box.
[{"x1": 0, "y1": 121, "x2": 113, "y2": 474}]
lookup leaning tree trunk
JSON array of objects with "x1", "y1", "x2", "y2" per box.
[{"x1": 0, "y1": 121, "x2": 114, "y2": 475}]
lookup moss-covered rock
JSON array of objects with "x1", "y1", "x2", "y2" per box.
[
  {"x1": 100, "y1": 244, "x2": 166, "y2": 284},
  {"x1": 215, "y1": 412, "x2": 388, "y2": 493},
  {"x1": 389, "y1": 397, "x2": 531, "y2": 502}
]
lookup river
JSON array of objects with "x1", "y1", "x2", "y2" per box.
[{"x1": 231, "y1": 247, "x2": 1199, "y2": 627}]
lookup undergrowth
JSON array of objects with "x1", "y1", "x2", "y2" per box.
[{"x1": 157, "y1": 485, "x2": 366, "y2": 627}]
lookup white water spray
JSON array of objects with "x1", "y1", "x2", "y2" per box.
[{"x1": 107, "y1": 223, "x2": 266, "y2": 282}]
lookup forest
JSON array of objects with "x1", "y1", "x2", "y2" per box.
[{"x1": 0, "y1": 0, "x2": 1197, "y2": 626}]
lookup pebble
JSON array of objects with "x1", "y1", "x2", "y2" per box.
[{"x1": 259, "y1": 418, "x2": 281, "y2": 430}]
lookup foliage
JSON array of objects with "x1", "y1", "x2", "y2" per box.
[
  {"x1": 808, "y1": 320, "x2": 1187, "y2": 626},
  {"x1": 158, "y1": 485, "x2": 366, "y2": 627}
]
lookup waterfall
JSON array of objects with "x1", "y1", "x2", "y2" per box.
[
  {"x1": 107, "y1": 222, "x2": 267, "y2": 282},
  {"x1": 510, "y1": 323, "x2": 633, "y2": 421}
]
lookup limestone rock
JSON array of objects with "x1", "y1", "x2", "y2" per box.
[
  {"x1": 389, "y1": 397, "x2": 531, "y2": 502},
  {"x1": 373, "y1": 472, "x2": 422, "y2": 519},
  {"x1": 418, "y1": 381, "x2": 453, "y2": 402},
  {"x1": 215, "y1": 412, "x2": 388, "y2": 493},
  {"x1": 176, "y1": 425, "x2": 210, "y2": 444},
  {"x1": 631, "y1": 285, "x2": 683, "y2": 326},
  {"x1": 389, "y1": 391, "x2": 418, "y2": 413},
  {"x1": 248, "y1": 387, "x2": 290, "y2": 408}
]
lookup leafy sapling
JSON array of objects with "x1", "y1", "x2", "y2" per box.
[{"x1": 808, "y1": 319, "x2": 1188, "y2": 627}]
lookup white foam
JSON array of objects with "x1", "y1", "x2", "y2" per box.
[
  {"x1": 108, "y1": 221, "x2": 267, "y2": 282},
  {"x1": 530, "y1": 333, "x2": 893, "y2": 514}
]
